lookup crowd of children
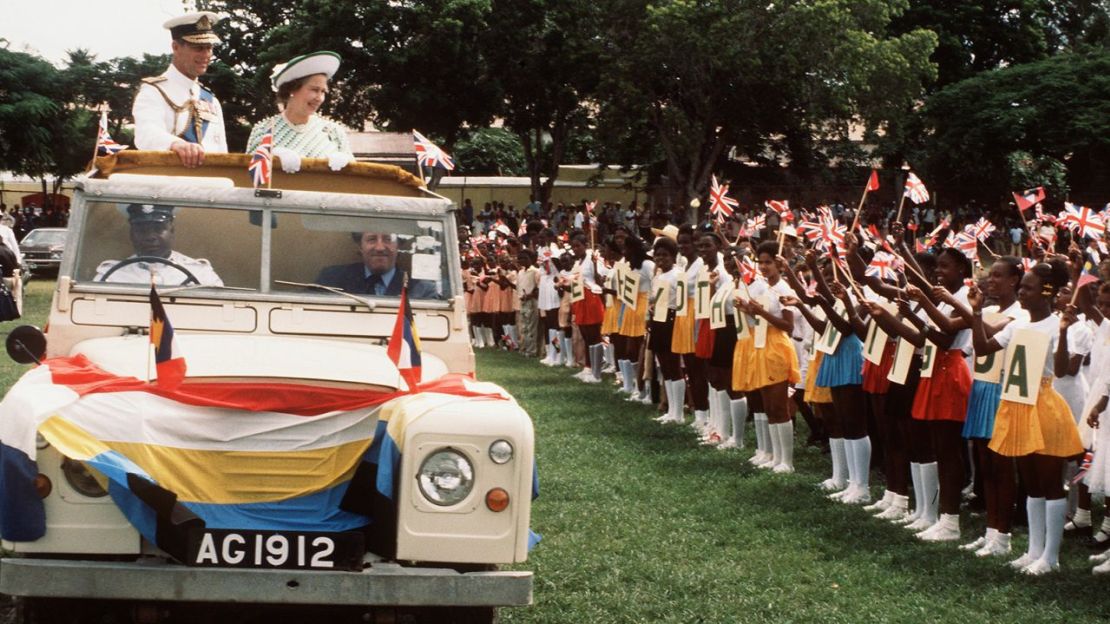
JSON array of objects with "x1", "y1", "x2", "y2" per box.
[{"x1": 461, "y1": 211, "x2": 1110, "y2": 575}]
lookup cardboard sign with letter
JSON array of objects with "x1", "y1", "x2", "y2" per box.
[
  {"x1": 753, "y1": 295, "x2": 770, "y2": 349},
  {"x1": 1000, "y1": 328, "x2": 1050, "y2": 405},
  {"x1": 652, "y1": 278, "x2": 669, "y2": 322},
  {"x1": 919, "y1": 342, "x2": 937, "y2": 378},
  {"x1": 675, "y1": 277, "x2": 688, "y2": 317},
  {"x1": 972, "y1": 313, "x2": 1007, "y2": 383},
  {"x1": 618, "y1": 265, "x2": 639, "y2": 308},
  {"x1": 734, "y1": 299, "x2": 750, "y2": 340},
  {"x1": 887, "y1": 338, "x2": 915, "y2": 385},
  {"x1": 570, "y1": 276, "x2": 585, "y2": 302},
  {"x1": 694, "y1": 268, "x2": 711, "y2": 320},
  {"x1": 815, "y1": 301, "x2": 846, "y2": 355}
]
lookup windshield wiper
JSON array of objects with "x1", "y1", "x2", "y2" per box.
[
  {"x1": 273, "y1": 280, "x2": 377, "y2": 311},
  {"x1": 159, "y1": 284, "x2": 257, "y2": 295}
]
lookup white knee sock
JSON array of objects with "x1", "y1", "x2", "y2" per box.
[
  {"x1": 829, "y1": 438, "x2": 847, "y2": 486},
  {"x1": 773, "y1": 423, "x2": 794, "y2": 470},
  {"x1": 920, "y1": 461, "x2": 939, "y2": 524},
  {"x1": 909, "y1": 462, "x2": 924, "y2": 519},
  {"x1": 670, "y1": 379, "x2": 686, "y2": 423},
  {"x1": 768, "y1": 419, "x2": 782, "y2": 465},
  {"x1": 729, "y1": 398, "x2": 748, "y2": 447},
  {"x1": 1025, "y1": 497, "x2": 1047, "y2": 562},
  {"x1": 1041, "y1": 498, "x2": 1067, "y2": 567},
  {"x1": 844, "y1": 438, "x2": 860, "y2": 488},
  {"x1": 855, "y1": 436, "x2": 872, "y2": 490},
  {"x1": 754, "y1": 413, "x2": 769, "y2": 454}
]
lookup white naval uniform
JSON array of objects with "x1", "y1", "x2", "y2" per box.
[
  {"x1": 94, "y1": 251, "x2": 223, "y2": 286},
  {"x1": 132, "y1": 64, "x2": 228, "y2": 153}
]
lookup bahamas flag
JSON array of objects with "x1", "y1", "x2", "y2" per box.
[
  {"x1": 386, "y1": 282, "x2": 421, "y2": 390},
  {"x1": 0, "y1": 355, "x2": 524, "y2": 561},
  {"x1": 150, "y1": 286, "x2": 186, "y2": 389}
]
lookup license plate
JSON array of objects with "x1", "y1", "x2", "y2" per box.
[{"x1": 186, "y1": 529, "x2": 365, "y2": 570}]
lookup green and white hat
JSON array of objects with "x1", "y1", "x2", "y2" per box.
[{"x1": 270, "y1": 51, "x2": 341, "y2": 91}]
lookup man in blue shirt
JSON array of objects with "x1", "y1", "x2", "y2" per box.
[{"x1": 316, "y1": 232, "x2": 439, "y2": 298}]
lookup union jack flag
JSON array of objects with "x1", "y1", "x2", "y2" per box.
[
  {"x1": 954, "y1": 230, "x2": 979, "y2": 261},
  {"x1": 708, "y1": 175, "x2": 738, "y2": 223},
  {"x1": 970, "y1": 217, "x2": 996, "y2": 243},
  {"x1": 766, "y1": 199, "x2": 792, "y2": 222},
  {"x1": 413, "y1": 129, "x2": 455, "y2": 171},
  {"x1": 248, "y1": 128, "x2": 273, "y2": 188},
  {"x1": 1021, "y1": 258, "x2": 1037, "y2": 272},
  {"x1": 866, "y1": 251, "x2": 899, "y2": 282},
  {"x1": 903, "y1": 173, "x2": 930, "y2": 205},
  {"x1": 746, "y1": 214, "x2": 766, "y2": 236},
  {"x1": 738, "y1": 256, "x2": 759, "y2": 285},
  {"x1": 96, "y1": 110, "x2": 127, "y2": 156},
  {"x1": 797, "y1": 220, "x2": 823, "y2": 244},
  {"x1": 1061, "y1": 203, "x2": 1106, "y2": 240}
]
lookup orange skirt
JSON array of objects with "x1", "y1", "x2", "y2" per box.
[
  {"x1": 601, "y1": 298, "x2": 620, "y2": 334},
  {"x1": 805, "y1": 351, "x2": 833, "y2": 404},
  {"x1": 572, "y1": 290, "x2": 604, "y2": 326},
  {"x1": 618, "y1": 292, "x2": 649, "y2": 338},
  {"x1": 732, "y1": 326, "x2": 800, "y2": 392},
  {"x1": 989, "y1": 379, "x2": 1084, "y2": 458},
  {"x1": 671, "y1": 298, "x2": 696, "y2": 354}
]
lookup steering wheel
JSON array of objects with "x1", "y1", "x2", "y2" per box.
[{"x1": 98, "y1": 255, "x2": 200, "y2": 285}]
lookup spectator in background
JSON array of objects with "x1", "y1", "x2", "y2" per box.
[
  {"x1": 462, "y1": 198, "x2": 474, "y2": 226},
  {"x1": 1009, "y1": 223, "x2": 1024, "y2": 256},
  {"x1": 526, "y1": 195, "x2": 542, "y2": 217}
]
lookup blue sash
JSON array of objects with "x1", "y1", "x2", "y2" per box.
[{"x1": 181, "y1": 88, "x2": 214, "y2": 144}]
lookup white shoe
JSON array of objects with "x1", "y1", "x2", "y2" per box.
[
  {"x1": 918, "y1": 514, "x2": 960, "y2": 542},
  {"x1": 716, "y1": 437, "x2": 738, "y2": 450},
  {"x1": 1089, "y1": 549, "x2": 1110, "y2": 563},
  {"x1": 874, "y1": 495, "x2": 909, "y2": 521},
  {"x1": 601, "y1": 364, "x2": 617, "y2": 374},
  {"x1": 1009, "y1": 553, "x2": 1036, "y2": 570},
  {"x1": 756, "y1": 454, "x2": 776, "y2": 469},
  {"x1": 960, "y1": 536, "x2": 988, "y2": 552},
  {"x1": 975, "y1": 534, "x2": 1012, "y2": 558},
  {"x1": 749, "y1": 451, "x2": 770, "y2": 466},
  {"x1": 701, "y1": 431, "x2": 723, "y2": 446},
  {"x1": 1021, "y1": 558, "x2": 1059, "y2": 575},
  {"x1": 819, "y1": 478, "x2": 846, "y2": 492},
  {"x1": 863, "y1": 491, "x2": 893, "y2": 512},
  {"x1": 904, "y1": 516, "x2": 936, "y2": 532},
  {"x1": 828, "y1": 485, "x2": 853, "y2": 501},
  {"x1": 840, "y1": 486, "x2": 871, "y2": 505},
  {"x1": 1093, "y1": 559, "x2": 1110, "y2": 574},
  {"x1": 773, "y1": 463, "x2": 795, "y2": 474}
]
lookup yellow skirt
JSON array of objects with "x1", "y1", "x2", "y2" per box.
[
  {"x1": 989, "y1": 379, "x2": 1084, "y2": 458},
  {"x1": 732, "y1": 326, "x2": 800, "y2": 392},
  {"x1": 671, "y1": 298, "x2": 696, "y2": 354},
  {"x1": 805, "y1": 351, "x2": 833, "y2": 404},
  {"x1": 601, "y1": 298, "x2": 620, "y2": 335},
  {"x1": 618, "y1": 292, "x2": 649, "y2": 338}
]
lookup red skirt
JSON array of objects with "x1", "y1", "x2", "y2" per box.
[
  {"x1": 862, "y1": 340, "x2": 896, "y2": 394},
  {"x1": 694, "y1": 319, "x2": 714, "y2": 358},
  {"x1": 911, "y1": 349, "x2": 972, "y2": 422},
  {"x1": 572, "y1": 290, "x2": 604, "y2": 326}
]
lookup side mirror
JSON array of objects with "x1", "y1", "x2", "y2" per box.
[{"x1": 7, "y1": 325, "x2": 46, "y2": 364}]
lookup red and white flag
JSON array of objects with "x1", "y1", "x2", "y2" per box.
[
  {"x1": 865, "y1": 169, "x2": 880, "y2": 192},
  {"x1": 248, "y1": 128, "x2": 273, "y2": 188},
  {"x1": 1013, "y1": 186, "x2": 1046, "y2": 213},
  {"x1": 1061, "y1": 203, "x2": 1106, "y2": 240},
  {"x1": 865, "y1": 251, "x2": 899, "y2": 282},
  {"x1": 903, "y1": 173, "x2": 930, "y2": 205},
  {"x1": 708, "y1": 175, "x2": 738, "y2": 223}
]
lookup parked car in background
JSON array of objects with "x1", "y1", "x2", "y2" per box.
[{"x1": 18, "y1": 227, "x2": 68, "y2": 278}]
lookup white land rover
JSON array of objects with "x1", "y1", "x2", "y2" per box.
[{"x1": 0, "y1": 152, "x2": 535, "y2": 623}]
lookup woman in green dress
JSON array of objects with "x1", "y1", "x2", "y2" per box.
[{"x1": 246, "y1": 51, "x2": 354, "y2": 171}]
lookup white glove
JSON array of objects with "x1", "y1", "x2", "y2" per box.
[
  {"x1": 327, "y1": 151, "x2": 354, "y2": 171},
  {"x1": 272, "y1": 146, "x2": 301, "y2": 173}
]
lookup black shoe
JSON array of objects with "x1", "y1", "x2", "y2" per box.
[
  {"x1": 1087, "y1": 531, "x2": 1110, "y2": 550},
  {"x1": 1064, "y1": 520, "x2": 1094, "y2": 539}
]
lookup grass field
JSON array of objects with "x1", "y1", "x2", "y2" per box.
[
  {"x1": 480, "y1": 349, "x2": 1110, "y2": 623},
  {"x1": 3, "y1": 283, "x2": 1108, "y2": 622}
]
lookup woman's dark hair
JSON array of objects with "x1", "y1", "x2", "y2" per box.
[
  {"x1": 517, "y1": 248, "x2": 536, "y2": 264},
  {"x1": 603, "y1": 235, "x2": 623, "y2": 255},
  {"x1": 624, "y1": 236, "x2": 648, "y2": 269},
  {"x1": 856, "y1": 245, "x2": 875, "y2": 264},
  {"x1": 995, "y1": 256, "x2": 1024, "y2": 293},
  {"x1": 913, "y1": 252, "x2": 937, "y2": 273},
  {"x1": 699, "y1": 230, "x2": 724, "y2": 249},
  {"x1": 677, "y1": 224, "x2": 695, "y2": 241},
  {"x1": 653, "y1": 236, "x2": 678, "y2": 257},
  {"x1": 755, "y1": 241, "x2": 778, "y2": 259},
  {"x1": 276, "y1": 74, "x2": 325, "y2": 107},
  {"x1": 1032, "y1": 258, "x2": 1069, "y2": 294},
  {"x1": 938, "y1": 247, "x2": 972, "y2": 279},
  {"x1": 571, "y1": 233, "x2": 588, "y2": 246}
]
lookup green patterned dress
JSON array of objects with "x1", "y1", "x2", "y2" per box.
[{"x1": 246, "y1": 114, "x2": 352, "y2": 158}]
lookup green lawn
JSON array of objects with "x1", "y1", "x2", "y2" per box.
[
  {"x1": 3, "y1": 284, "x2": 1107, "y2": 622},
  {"x1": 479, "y1": 349, "x2": 1110, "y2": 623}
]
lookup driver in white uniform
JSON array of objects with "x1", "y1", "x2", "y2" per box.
[{"x1": 94, "y1": 204, "x2": 223, "y2": 286}]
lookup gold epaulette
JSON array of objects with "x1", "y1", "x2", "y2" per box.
[{"x1": 141, "y1": 76, "x2": 168, "y2": 85}]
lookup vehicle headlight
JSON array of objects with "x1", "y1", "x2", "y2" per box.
[
  {"x1": 417, "y1": 449, "x2": 474, "y2": 506},
  {"x1": 61, "y1": 458, "x2": 108, "y2": 498},
  {"x1": 489, "y1": 439, "x2": 513, "y2": 464}
]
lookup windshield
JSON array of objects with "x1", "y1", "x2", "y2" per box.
[
  {"x1": 72, "y1": 201, "x2": 452, "y2": 299},
  {"x1": 22, "y1": 229, "x2": 67, "y2": 246}
]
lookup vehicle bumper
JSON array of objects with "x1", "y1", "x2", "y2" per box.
[
  {"x1": 22, "y1": 258, "x2": 61, "y2": 272},
  {"x1": 0, "y1": 557, "x2": 532, "y2": 607}
]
